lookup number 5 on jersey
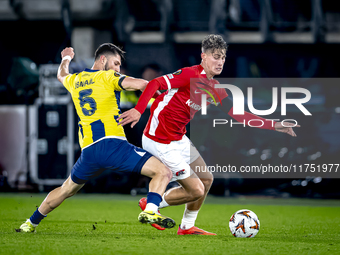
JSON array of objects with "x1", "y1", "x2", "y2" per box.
[{"x1": 79, "y1": 89, "x2": 97, "y2": 116}]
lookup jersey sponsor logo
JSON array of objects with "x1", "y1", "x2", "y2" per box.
[
  {"x1": 186, "y1": 99, "x2": 201, "y2": 111},
  {"x1": 175, "y1": 169, "x2": 186, "y2": 176},
  {"x1": 75, "y1": 79, "x2": 95, "y2": 89},
  {"x1": 173, "y1": 69, "x2": 182, "y2": 75}
]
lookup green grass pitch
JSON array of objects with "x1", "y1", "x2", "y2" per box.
[{"x1": 0, "y1": 193, "x2": 339, "y2": 255}]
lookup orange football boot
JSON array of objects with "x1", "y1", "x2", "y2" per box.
[{"x1": 177, "y1": 225, "x2": 216, "y2": 235}]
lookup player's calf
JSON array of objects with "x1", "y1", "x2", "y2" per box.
[{"x1": 200, "y1": 176, "x2": 214, "y2": 193}]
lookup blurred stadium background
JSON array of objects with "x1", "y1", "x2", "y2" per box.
[{"x1": 0, "y1": 0, "x2": 339, "y2": 198}]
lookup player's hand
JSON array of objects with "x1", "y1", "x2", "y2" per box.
[
  {"x1": 274, "y1": 121, "x2": 300, "y2": 137},
  {"x1": 61, "y1": 47, "x2": 75, "y2": 60},
  {"x1": 117, "y1": 108, "x2": 141, "y2": 128}
]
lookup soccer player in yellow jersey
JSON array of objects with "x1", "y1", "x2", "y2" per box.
[{"x1": 19, "y1": 43, "x2": 175, "y2": 232}]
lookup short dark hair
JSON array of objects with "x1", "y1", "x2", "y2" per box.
[
  {"x1": 201, "y1": 34, "x2": 228, "y2": 55},
  {"x1": 94, "y1": 43, "x2": 125, "y2": 61}
]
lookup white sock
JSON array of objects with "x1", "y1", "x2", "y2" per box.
[
  {"x1": 144, "y1": 203, "x2": 158, "y2": 213},
  {"x1": 159, "y1": 193, "x2": 170, "y2": 209},
  {"x1": 180, "y1": 208, "x2": 199, "y2": 230},
  {"x1": 28, "y1": 219, "x2": 38, "y2": 227}
]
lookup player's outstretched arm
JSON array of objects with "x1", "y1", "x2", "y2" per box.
[
  {"x1": 121, "y1": 77, "x2": 148, "y2": 91},
  {"x1": 274, "y1": 121, "x2": 300, "y2": 137},
  {"x1": 57, "y1": 47, "x2": 74, "y2": 84},
  {"x1": 122, "y1": 77, "x2": 162, "y2": 99},
  {"x1": 217, "y1": 97, "x2": 300, "y2": 136}
]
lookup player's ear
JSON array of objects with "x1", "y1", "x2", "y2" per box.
[
  {"x1": 100, "y1": 55, "x2": 107, "y2": 65},
  {"x1": 201, "y1": 52, "x2": 206, "y2": 60}
]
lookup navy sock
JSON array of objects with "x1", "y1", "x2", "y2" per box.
[
  {"x1": 146, "y1": 192, "x2": 162, "y2": 207},
  {"x1": 30, "y1": 208, "x2": 46, "y2": 225}
]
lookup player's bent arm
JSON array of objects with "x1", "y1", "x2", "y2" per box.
[
  {"x1": 122, "y1": 77, "x2": 162, "y2": 98},
  {"x1": 152, "y1": 90, "x2": 162, "y2": 99},
  {"x1": 134, "y1": 79, "x2": 162, "y2": 114},
  {"x1": 217, "y1": 96, "x2": 233, "y2": 114},
  {"x1": 218, "y1": 97, "x2": 276, "y2": 130},
  {"x1": 140, "y1": 87, "x2": 162, "y2": 99},
  {"x1": 57, "y1": 59, "x2": 71, "y2": 84},
  {"x1": 117, "y1": 78, "x2": 164, "y2": 127},
  {"x1": 217, "y1": 97, "x2": 299, "y2": 136},
  {"x1": 121, "y1": 77, "x2": 148, "y2": 91},
  {"x1": 58, "y1": 47, "x2": 74, "y2": 84}
]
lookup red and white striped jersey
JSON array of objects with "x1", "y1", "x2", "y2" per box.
[{"x1": 142, "y1": 65, "x2": 228, "y2": 144}]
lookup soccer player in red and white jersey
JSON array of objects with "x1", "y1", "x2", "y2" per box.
[{"x1": 118, "y1": 35, "x2": 299, "y2": 235}]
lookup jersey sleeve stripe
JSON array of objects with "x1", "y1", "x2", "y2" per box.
[
  {"x1": 118, "y1": 76, "x2": 126, "y2": 90},
  {"x1": 162, "y1": 75, "x2": 171, "y2": 90},
  {"x1": 149, "y1": 88, "x2": 178, "y2": 136}
]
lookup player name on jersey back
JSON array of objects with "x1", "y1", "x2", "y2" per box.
[{"x1": 75, "y1": 79, "x2": 95, "y2": 89}]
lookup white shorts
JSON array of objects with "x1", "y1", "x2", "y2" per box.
[{"x1": 142, "y1": 134, "x2": 201, "y2": 182}]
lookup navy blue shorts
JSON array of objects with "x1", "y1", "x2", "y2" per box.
[{"x1": 71, "y1": 138, "x2": 153, "y2": 184}]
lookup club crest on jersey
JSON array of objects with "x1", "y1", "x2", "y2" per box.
[
  {"x1": 175, "y1": 169, "x2": 186, "y2": 176},
  {"x1": 195, "y1": 82, "x2": 223, "y2": 106},
  {"x1": 114, "y1": 72, "x2": 122, "y2": 77},
  {"x1": 173, "y1": 69, "x2": 182, "y2": 75}
]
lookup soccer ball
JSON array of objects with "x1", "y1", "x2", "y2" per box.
[{"x1": 229, "y1": 209, "x2": 260, "y2": 238}]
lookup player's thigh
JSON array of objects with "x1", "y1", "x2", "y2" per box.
[
  {"x1": 61, "y1": 176, "x2": 84, "y2": 196},
  {"x1": 181, "y1": 135, "x2": 201, "y2": 166},
  {"x1": 142, "y1": 135, "x2": 192, "y2": 182},
  {"x1": 142, "y1": 135, "x2": 162, "y2": 160},
  {"x1": 101, "y1": 139, "x2": 155, "y2": 176},
  {"x1": 181, "y1": 135, "x2": 213, "y2": 182},
  {"x1": 190, "y1": 155, "x2": 213, "y2": 181},
  {"x1": 72, "y1": 138, "x2": 154, "y2": 183},
  {"x1": 70, "y1": 144, "x2": 103, "y2": 184},
  {"x1": 140, "y1": 156, "x2": 172, "y2": 179}
]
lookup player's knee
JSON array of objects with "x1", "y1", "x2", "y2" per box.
[
  {"x1": 60, "y1": 180, "x2": 79, "y2": 198},
  {"x1": 143, "y1": 157, "x2": 172, "y2": 180},
  {"x1": 158, "y1": 165, "x2": 172, "y2": 182},
  {"x1": 201, "y1": 173, "x2": 214, "y2": 192},
  {"x1": 60, "y1": 187, "x2": 76, "y2": 199},
  {"x1": 190, "y1": 182, "x2": 205, "y2": 201}
]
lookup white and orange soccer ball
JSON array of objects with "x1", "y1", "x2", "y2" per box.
[{"x1": 229, "y1": 209, "x2": 260, "y2": 238}]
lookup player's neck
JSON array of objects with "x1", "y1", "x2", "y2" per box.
[
  {"x1": 206, "y1": 73, "x2": 214, "y2": 80},
  {"x1": 200, "y1": 63, "x2": 214, "y2": 80},
  {"x1": 92, "y1": 61, "x2": 103, "y2": 71}
]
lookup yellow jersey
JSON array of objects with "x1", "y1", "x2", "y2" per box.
[{"x1": 63, "y1": 68, "x2": 127, "y2": 149}]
